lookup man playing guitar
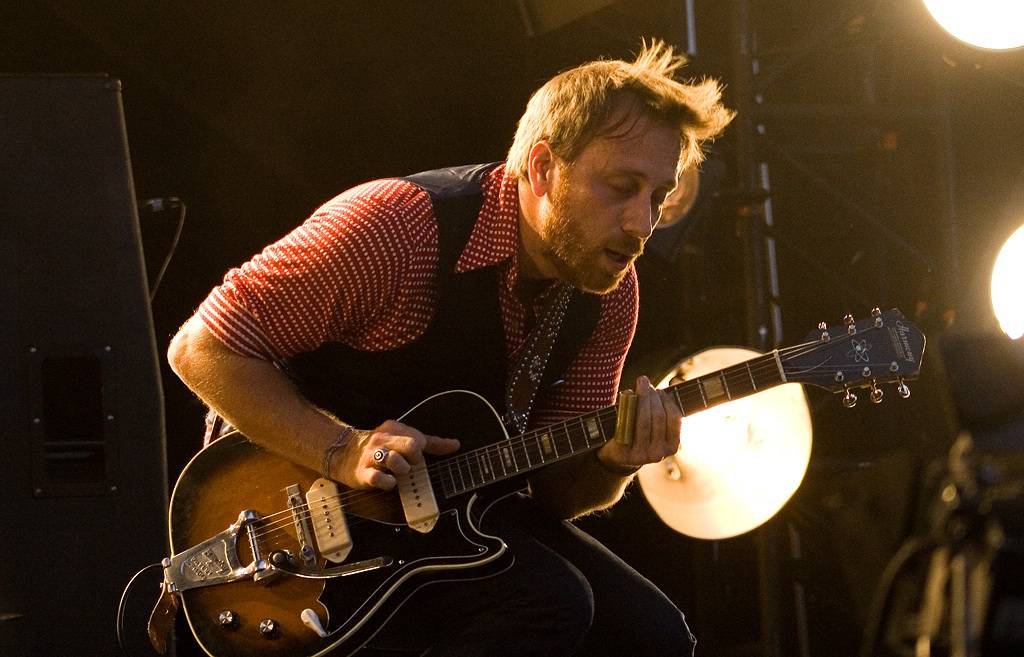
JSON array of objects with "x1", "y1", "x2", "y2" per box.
[{"x1": 168, "y1": 40, "x2": 733, "y2": 656}]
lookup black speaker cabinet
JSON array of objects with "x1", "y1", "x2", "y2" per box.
[{"x1": 0, "y1": 75, "x2": 171, "y2": 656}]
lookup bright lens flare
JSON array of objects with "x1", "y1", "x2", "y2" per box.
[
  {"x1": 991, "y1": 223, "x2": 1024, "y2": 339},
  {"x1": 923, "y1": 0, "x2": 1024, "y2": 50}
]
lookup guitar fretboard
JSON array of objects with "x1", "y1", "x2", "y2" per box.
[{"x1": 436, "y1": 351, "x2": 786, "y2": 498}]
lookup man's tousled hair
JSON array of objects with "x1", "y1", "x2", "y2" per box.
[{"x1": 507, "y1": 39, "x2": 734, "y2": 177}]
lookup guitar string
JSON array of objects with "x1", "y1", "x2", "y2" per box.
[
  {"x1": 245, "y1": 325, "x2": 905, "y2": 536},
  {"x1": 250, "y1": 355, "x2": 895, "y2": 550},
  {"x1": 248, "y1": 356, "x2": 834, "y2": 553},
  {"x1": 245, "y1": 343, "x2": 888, "y2": 548},
  {"x1": 247, "y1": 330, "x2": 906, "y2": 544}
]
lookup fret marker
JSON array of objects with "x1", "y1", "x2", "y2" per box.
[
  {"x1": 539, "y1": 432, "x2": 554, "y2": 457},
  {"x1": 479, "y1": 453, "x2": 490, "y2": 477},
  {"x1": 501, "y1": 447, "x2": 514, "y2": 470},
  {"x1": 585, "y1": 417, "x2": 601, "y2": 441},
  {"x1": 701, "y1": 376, "x2": 726, "y2": 403}
]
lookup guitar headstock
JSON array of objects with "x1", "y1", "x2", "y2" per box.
[{"x1": 782, "y1": 308, "x2": 925, "y2": 406}]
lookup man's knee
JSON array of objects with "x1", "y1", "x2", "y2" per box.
[
  {"x1": 581, "y1": 582, "x2": 695, "y2": 656},
  {"x1": 540, "y1": 561, "x2": 595, "y2": 639}
]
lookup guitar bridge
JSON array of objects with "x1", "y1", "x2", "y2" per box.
[
  {"x1": 162, "y1": 509, "x2": 268, "y2": 593},
  {"x1": 286, "y1": 484, "x2": 317, "y2": 566}
]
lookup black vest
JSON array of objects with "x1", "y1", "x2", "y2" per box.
[{"x1": 279, "y1": 164, "x2": 600, "y2": 430}]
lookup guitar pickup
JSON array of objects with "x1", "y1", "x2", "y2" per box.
[
  {"x1": 398, "y1": 463, "x2": 439, "y2": 533},
  {"x1": 305, "y1": 478, "x2": 352, "y2": 563}
]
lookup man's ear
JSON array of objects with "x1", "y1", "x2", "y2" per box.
[{"x1": 527, "y1": 141, "x2": 556, "y2": 197}]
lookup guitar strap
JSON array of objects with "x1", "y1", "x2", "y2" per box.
[{"x1": 503, "y1": 282, "x2": 575, "y2": 434}]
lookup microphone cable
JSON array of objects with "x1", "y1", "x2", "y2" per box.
[
  {"x1": 116, "y1": 561, "x2": 165, "y2": 656},
  {"x1": 139, "y1": 196, "x2": 186, "y2": 302}
]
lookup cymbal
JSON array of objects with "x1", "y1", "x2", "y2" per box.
[{"x1": 638, "y1": 347, "x2": 813, "y2": 539}]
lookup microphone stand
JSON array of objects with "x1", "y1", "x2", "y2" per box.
[{"x1": 914, "y1": 434, "x2": 1004, "y2": 657}]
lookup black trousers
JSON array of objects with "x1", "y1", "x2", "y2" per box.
[{"x1": 367, "y1": 495, "x2": 696, "y2": 657}]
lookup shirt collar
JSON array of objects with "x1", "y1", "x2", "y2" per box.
[{"x1": 455, "y1": 163, "x2": 521, "y2": 273}]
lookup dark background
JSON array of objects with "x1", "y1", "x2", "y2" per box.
[{"x1": 4, "y1": 1, "x2": 1024, "y2": 655}]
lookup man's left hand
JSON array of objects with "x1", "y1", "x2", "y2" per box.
[{"x1": 596, "y1": 375, "x2": 682, "y2": 473}]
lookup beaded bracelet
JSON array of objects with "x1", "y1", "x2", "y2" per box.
[{"x1": 320, "y1": 425, "x2": 356, "y2": 478}]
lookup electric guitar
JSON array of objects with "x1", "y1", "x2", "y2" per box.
[{"x1": 157, "y1": 309, "x2": 924, "y2": 657}]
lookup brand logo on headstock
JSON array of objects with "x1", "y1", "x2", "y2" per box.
[
  {"x1": 888, "y1": 320, "x2": 917, "y2": 364},
  {"x1": 847, "y1": 339, "x2": 872, "y2": 363}
]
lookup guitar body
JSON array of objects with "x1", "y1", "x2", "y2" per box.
[{"x1": 169, "y1": 390, "x2": 514, "y2": 657}]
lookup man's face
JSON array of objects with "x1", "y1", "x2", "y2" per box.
[{"x1": 538, "y1": 112, "x2": 680, "y2": 294}]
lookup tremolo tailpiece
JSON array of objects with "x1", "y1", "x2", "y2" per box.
[
  {"x1": 162, "y1": 486, "x2": 393, "y2": 594},
  {"x1": 162, "y1": 509, "x2": 271, "y2": 593}
]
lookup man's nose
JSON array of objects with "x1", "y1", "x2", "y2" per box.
[{"x1": 622, "y1": 199, "x2": 656, "y2": 240}]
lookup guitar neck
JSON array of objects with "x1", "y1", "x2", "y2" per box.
[{"x1": 436, "y1": 350, "x2": 787, "y2": 498}]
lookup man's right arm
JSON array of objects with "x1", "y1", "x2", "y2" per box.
[{"x1": 167, "y1": 314, "x2": 458, "y2": 489}]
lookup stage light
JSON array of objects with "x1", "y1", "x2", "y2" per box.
[
  {"x1": 991, "y1": 222, "x2": 1024, "y2": 339},
  {"x1": 923, "y1": 0, "x2": 1024, "y2": 51},
  {"x1": 638, "y1": 347, "x2": 813, "y2": 540}
]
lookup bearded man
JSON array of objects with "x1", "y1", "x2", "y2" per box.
[{"x1": 169, "y1": 40, "x2": 733, "y2": 656}]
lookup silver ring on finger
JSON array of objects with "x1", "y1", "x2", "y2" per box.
[{"x1": 372, "y1": 447, "x2": 389, "y2": 464}]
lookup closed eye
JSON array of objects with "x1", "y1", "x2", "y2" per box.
[{"x1": 608, "y1": 180, "x2": 638, "y2": 197}]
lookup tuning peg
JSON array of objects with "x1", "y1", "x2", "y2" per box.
[
  {"x1": 818, "y1": 321, "x2": 830, "y2": 342},
  {"x1": 844, "y1": 313, "x2": 857, "y2": 335},
  {"x1": 842, "y1": 388, "x2": 858, "y2": 408},
  {"x1": 897, "y1": 379, "x2": 911, "y2": 399},
  {"x1": 870, "y1": 382, "x2": 884, "y2": 404},
  {"x1": 872, "y1": 307, "x2": 883, "y2": 327}
]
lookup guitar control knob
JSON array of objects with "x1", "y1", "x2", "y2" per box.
[
  {"x1": 870, "y1": 384, "x2": 884, "y2": 404},
  {"x1": 897, "y1": 380, "x2": 911, "y2": 399},
  {"x1": 259, "y1": 619, "x2": 278, "y2": 638},
  {"x1": 218, "y1": 610, "x2": 238, "y2": 628},
  {"x1": 842, "y1": 388, "x2": 858, "y2": 408},
  {"x1": 844, "y1": 313, "x2": 855, "y2": 325}
]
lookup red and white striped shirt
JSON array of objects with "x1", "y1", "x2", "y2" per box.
[{"x1": 199, "y1": 164, "x2": 638, "y2": 428}]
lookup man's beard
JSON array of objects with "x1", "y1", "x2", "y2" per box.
[{"x1": 544, "y1": 177, "x2": 642, "y2": 295}]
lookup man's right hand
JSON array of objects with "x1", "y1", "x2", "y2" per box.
[{"x1": 334, "y1": 420, "x2": 460, "y2": 490}]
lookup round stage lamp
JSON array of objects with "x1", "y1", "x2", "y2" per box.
[
  {"x1": 638, "y1": 347, "x2": 813, "y2": 540},
  {"x1": 923, "y1": 0, "x2": 1024, "y2": 50},
  {"x1": 992, "y1": 223, "x2": 1024, "y2": 339}
]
